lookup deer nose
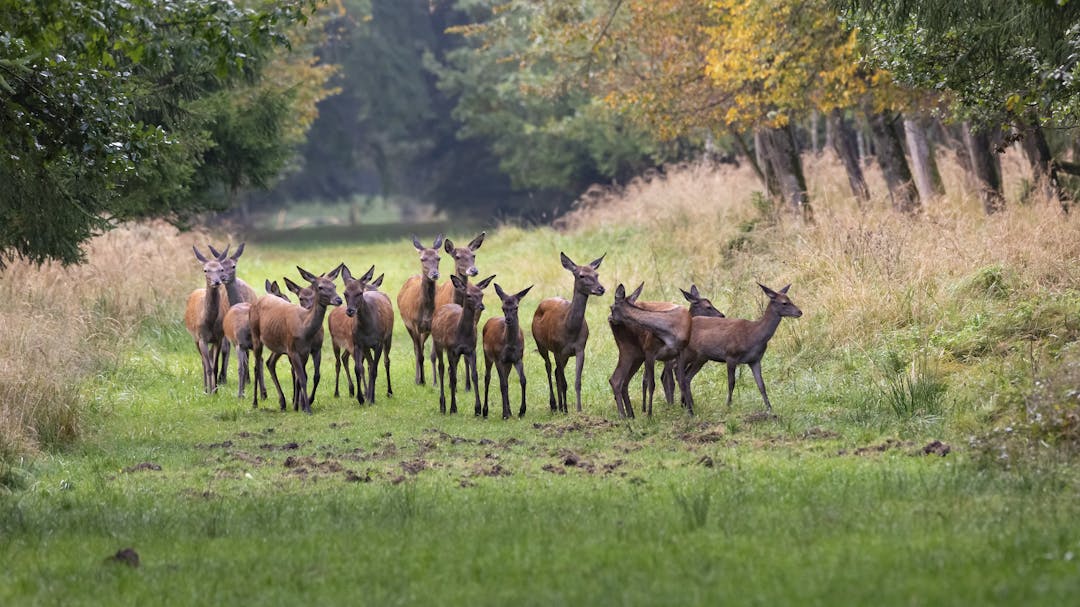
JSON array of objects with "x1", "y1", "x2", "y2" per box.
[
  {"x1": 331, "y1": 296, "x2": 343, "y2": 306},
  {"x1": 431, "y1": 271, "x2": 440, "y2": 280},
  {"x1": 468, "y1": 267, "x2": 478, "y2": 276},
  {"x1": 594, "y1": 285, "x2": 606, "y2": 296}
]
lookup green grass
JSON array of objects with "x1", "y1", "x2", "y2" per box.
[{"x1": 4, "y1": 221, "x2": 1080, "y2": 606}]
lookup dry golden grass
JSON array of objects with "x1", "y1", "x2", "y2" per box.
[{"x1": 0, "y1": 222, "x2": 201, "y2": 461}]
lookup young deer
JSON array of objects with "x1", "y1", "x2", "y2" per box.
[
  {"x1": 329, "y1": 272, "x2": 386, "y2": 398},
  {"x1": 251, "y1": 265, "x2": 342, "y2": 414},
  {"x1": 434, "y1": 232, "x2": 486, "y2": 391},
  {"x1": 396, "y1": 234, "x2": 444, "y2": 386},
  {"x1": 184, "y1": 246, "x2": 229, "y2": 394},
  {"x1": 221, "y1": 279, "x2": 292, "y2": 399},
  {"x1": 431, "y1": 274, "x2": 495, "y2": 415},
  {"x1": 531, "y1": 252, "x2": 606, "y2": 413},
  {"x1": 607, "y1": 283, "x2": 692, "y2": 418},
  {"x1": 482, "y1": 283, "x2": 534, "y2": 419},
  {"x1": 328, "y1": 265, "x2": 394, "y2": 405},
  {"x1": 206, "y1": 243, "x2": 258, "y2": 386},
  {"x1": 676, "y1": 283, "x2": 802, "y2": 415},
  {"x1": 656, "y1": 285, "x2": 726, "y2": 406}
]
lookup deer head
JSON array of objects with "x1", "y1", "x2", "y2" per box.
[
  {"x1": 297, "y1": 265, "x2": 343, "y2": 308},
  {"x1": 681, "y1": 285, "x2": 725, "y2": 318},
  {"x1": 207, "y1": 243, "x2": 245, "y2": 286},
  {"x1": 560, "y1": 252, "x2": 606, "y2": 297},
  {"x1": 193, "y1": 245, "x2": 227, "y2": 288},
  {"x1": 265, "y1": 279, "x2": 292, "y2": 302},
  {"x1": 444, "y1": 232, "x2": 485, "y2": 278},
  {"x1": 340, "y1": 264, "x2": 377, "y2": 317},
  {"x1": 493, "y1": 283, "x2": 533, "y2": 318},
  {"x1": 413, "y1": 234, "x2": 444, "y2": 281},
  {"x1": 759, "y1": 283, "x2": 802, "y2": 318},
  {"x1": 450, "y1": 273, "x2": 495, "y2": 312}
]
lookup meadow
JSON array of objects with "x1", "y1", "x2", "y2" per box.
[{"x1": 2, "y1": 154, "x2": 1080, "y2": 606}]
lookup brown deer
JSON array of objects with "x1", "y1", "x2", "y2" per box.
[
  {"x1": 656, "y1": 285, "x2": 725, "y2": 407},
  {"x1": 434, "y1": 232, "x2": 486, "y2": 391},
  {"x1": 206, "y1": 243, "x2": 258, "y2": 386},
  {"x1": 396, "y1": 234, "x2": 444, "y2": 386},
  {"x1": 676, "y1": 283, "x2": 802, "y2": 415},
  {"x1": 431, "y1": 274, "x2": 495, "y2": 415},
  {"x1": 221, "y1": 280, "x2": 293, "y2": 399},
  {"x1": 184, "y1": 246, "x2": 229, "y2": 394},
  {"x1": 482, "y1": 283, "x2": 533, "y2": 419},
  {"x1": 251, "y1": 265, "x2": 342, "y2": 414},
  {"x1": 531, "y1": 252, "x2": 606, "y2": 413},
  {"x1": 328, "y1": 265, "x2": 394, "y2": 405},
  {"x1": 607, "y1": 283, "x2": 692, "y2": 418},
  {"x1": 329, "y1": 272, "x2": 385, "y2": 398}
]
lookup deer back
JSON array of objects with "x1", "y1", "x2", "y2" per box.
[
  {"x1": 328, "y1": 306, "x2": 356, "y2": 356},
  {"x1": 223, "y1": 302, "x2": 253, "y2": 348}
]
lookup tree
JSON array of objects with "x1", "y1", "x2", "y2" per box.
[{"x1": 0, "y1": 0, "x2": 323, "y2": 267}]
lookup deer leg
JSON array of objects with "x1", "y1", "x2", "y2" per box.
[
  {"x1": 332, "y1": 346, "x2": 342, "y2": 398},
  {"x1": 217, "y1": 340, "x2": 230, "y2": 385},
  {"x1": 483, "y1": 354, "x2": 493, "y2": 420},
  {"x1": 448, "y1": 351, "x2": 460, "y2": 415},
  {"x1": 515, "y1": 360, "x2": 527, "y2": 419},
  {"x1": 644, "y1": 359, "x2": 657, "y2": 416},
  {"x1": 554, "y1": 358, "x2": 568, "y2": 414},
  {"x1": 197, "y1": 340, "x2": 215, "y2": 394},
  {"x1": 266, "y1": 352, "x2": 287, "y2": 411},
  {"x1": 252, "y1": 345, "x2": 263, "y2": 407},
  {"x1": 236, "y1": 347, "x2": 249, "y2": 399},
  {"x1": 679, "y1": 358, "x2": 706, "y2": 416},
  {"x1": 290, "y1": 352, "x2": 311, "y2": 414},
  {"x1": 383, "y1": 339, "x2": 392, "y2": 398},
  {"x1": 573, "y1": 352, "x2": 586, "y2": 413},
  {"x1": 309, "y1": 347, "x2": 321, "y2": 408},
  {"x1": 411, "y1": 332, "x2": 424, "y2": 385},
  {"x1": 749, "y1": 361, "x2": 772, "y2": 412},
  {"x1": 495, "y1": 362, "x2": 510, "y2": 420},
  {"x1": 539, "y1": 350, "x2": 556, "y2": 412},
  {"x1": 470, "y1": 352, "x2": 483, "y2": 417},
  {"x1": 436, "y1": 349, "x2": 446, "y2": 414},
  {"x1": 353, "y1": 353, "x2": 365, "y2": 405},
  {"x1": 661, "y1": 361, "x2": 676, "y2": 405},
  {"x1": 425, "y1": 333, "x2": 437, "y2": 389},
  {"x1": 726, "y1": 361, "x2": 738, "y2": 408},
  {"x1": 369, "y1": 347, "x2": 381, "y2": 405}
]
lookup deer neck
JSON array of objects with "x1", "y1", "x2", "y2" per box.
[
  {"x1": 351, "y1": 295, "x2": 375, "y2": 334},
  {"x1": 420, "y1": 275, "x2": 437, "y2": 321},
  {"x1": 205, "y1": 282, "x2": 223, "y2": 324},
  {"x1": 618, "y1": 305, "x2": 684, "y2": 350},
  {"x1": 300, "y1": 300, "x2": 330, "y2": 343},
  {"x1": 750, "y1": 303, "x2": 784, "y2": 345},
  {"x1": 223, "y1": 280, "x2": 244, "y2": 306},
  {"x1": 565, "y1": 288, "x2": 590, "y2": 338},
  {"x1": 452, "y1": 273, "x2": 469, "y2": 306},
  {"x1": 455, "y1": 301, "x2": 480, "y2": 344},
  {"x1": 503, "y1": 312, "x2": 520, "y2": 344}
]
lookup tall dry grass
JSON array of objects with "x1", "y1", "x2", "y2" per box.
[
  {"x1": 559, "y1": 148, "x2": 1080, "y2": 425},
  {"x1": 0, "y1": 222, "x2": 200, "y2": 465}
]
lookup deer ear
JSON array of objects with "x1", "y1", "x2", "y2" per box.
[
  {"x1": 193, "y1": 246, "x2": 208, "y2": 263},
  {"x1": 758, "y1": 283, "x2": 777, "y2": 298},
  {"x1": 450, "y1": 274, "x2": 466, "y2": 289},
  {"x1": 207, "y1": 244, "x2": 224, "y2": 259},
  {"x1": 412, "y1": 235, "x2": 424, "y2": 251},
  {"x1": 443, "y1": 238, "x2": 455, "y2": 253},
  {"x1": 371, "y1": 274, "x2": 384, "y2": 289},
  {"x1": 265, "y1": 279, "x2": 274, "y2": 293},
  {"x1": 469, "y1": 232, "x2": 486, "y2": 250},
  {"x1": 284, "y1": 277, "x2": 303, "y2": 295},
  {"x1": 325, "y1": 264, "x2": 342, "y2": 281},
  {"x1": 690, "y1": 284, "x2": 701, "y2": 297},
  {"x1": 231, "y1": 242, "x2": 245, "y2": 260},
  {"x1": 614, "y1": 284, "x2": 626, "y2": 301},
  {"x1": 780, "y1": 284, "x2": 791, "y2": 294},
  {"x1": 629, "y1": 282, "x2": 644, "y2": 303},
  {"x1": 297, "y1": 266, "x2": 317, "y2": 283},
  {"x1": 516, "y1": 285, "x2": 534, "y2": 300},
  {"x1": 433, "y1": 234, "x2": 445, "y2": 249},
  {"x1": 339, "y1": 264, "x2": 354, "y2": 284},
  {"x1": 360, "y1": 265, "x2": 376, "y2": 283},
  {"x1": 589, "y1": 253, "x2": 606, "y2": 269},
  {"x1": 477, "y1": 274, "x2": 496, "y2": 289},
  {"x1": 559, "y1": 252, "x2": 576, "y2": 271},
  {"x1": 494, "y1": 283, "x2": 508, "y2": 300}
]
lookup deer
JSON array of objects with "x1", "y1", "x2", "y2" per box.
[
  {"x1": 328, "y1": 265, "x2": 394, "y2": 406},
  {"x1": 251, "y1": 265, "x2": 342, "y2": 414},
  {"x1": 656, "y1": 285, "x2": 726, "y2": 408},
  {"x1": 396, "y1": 234, "x2": 444, "y2": 386},
  {"x1": 676, "y1": 283, "x2": 802, "y2": 415},
  {"x1": 531, "y1": 252, "x2": 606, "y2": 413},
  {"x1": 206, "y1": 243, "x2": 258, "y2": 386},
  {"x1": 434, "y1": 232, "x2": 486, "y2": 391},
  {"x1": 329, "y1": 272, "x2": 385, "y2": 398},
  {"x1": 482, "y1": 283, "x2": 533, "y2": 419},
  {"x1": 184, "y1": 246, "x2": 229, "y2": 394},
  {"x1": 221, "y1": 279, "x2": 293, "y2": 399},
  {"x1": 607, "y1": 283, "x2": 692, "y2": 418},
  {"x1": 430, "y1": 274, "x2": 495, "y2": 415}
]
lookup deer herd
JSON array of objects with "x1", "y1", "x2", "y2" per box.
[{"x1": 184, "y1": 234, "x2": 802, "y2": 420}]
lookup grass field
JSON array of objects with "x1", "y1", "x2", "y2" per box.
[{"x1": 3, "y1": 157, "x2": 1080, "y2": 605}]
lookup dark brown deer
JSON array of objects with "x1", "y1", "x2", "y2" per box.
[
  {"x1": 328, "y1": 265, "x2": 394, "y2": 405},
  {"x1": 676, "y1": 283, "x2": 802, "y2": 415},
  {"x1": 531, "y1": 252, "x2": 606, "y2": 413},
  {"x1": 184, "y1": 246, "x2": 228, "y2": 394},
  {"x1": 396, "y1": 235, "x2": 444, "y2": 386},
  {"x1": 434, "y1": 232, "x2": 486, "y2": 391},
  {"x1": 251, "y1": 265, "x2": 342, "y2": 414},
  {"x1": 329, "y1": 272, "x2": 385, "y2": 398},
  {"x1": 482, "y1": 283, "x2": 533, "y2": 419},
  {"x1": 221, "y1": 279, "x2": 292, "y2": 399},
  {"x1": 430, "y1": 274, "x2": 495, "y2": 415},
  {"x1": 657, "y1": 285, "x2": 725, "y2": 406},
  {"x1": 607, "y1": 283, "x2": 691, "y2": 418}
]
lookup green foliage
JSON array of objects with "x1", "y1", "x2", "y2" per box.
[{"x1": 0, "y1": 0, "x2": 321, "y2": 266}]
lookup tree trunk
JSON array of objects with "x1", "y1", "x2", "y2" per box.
[
  {"x1": 867, "y1": 111, "x2": 919, "y2": 213},
  {"x1": 758, "y1": 124, "x2": 812, "y2": 221},
  {"x1": 810, "y1": 109, "x2": 820, "y2": 156},
  {"x1": 828, "y1": 109, "x2": 870, "y2": 204},
  {"x1": 962, "y1": 122, "x2": 1005, "y2": 214},
  {"x1": 903, "y1": 115, "x2": 944, "y2": 205},
  {"x1": 728, "y1": 125, "x2": 766, "y2": 186},
  {"x1": 1015, "y1": 118, "x2": 1068, "y2": 209}
]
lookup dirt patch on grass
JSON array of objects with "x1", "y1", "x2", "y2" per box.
[
  {"x1": 802, "y1": 427, "x2": 840, "y2": 440},
  {"x1": 469, "y1": 462, "x2": 512, "y2": 478},
  {"x1": 680, "y1": 423, "x2": 727, "y2": 444},
  {"x1": 122, "y1": 462, "x2": 161, "y2": 473},
  {"x1": 837, "y1": 438, "x2": 915, "y2": 456},
  {"x1": 533, "y1": 417, "x2": 618, "y2": 438},
  {"x1": 744, "y1": 411, "x2": 779, "y2": 424},
  {"x1": 400, "y1": 459, "x2": 430, "y2": 475},
  {"x1": 923, "y1": 440, "x2": 951, "y2": 456}
]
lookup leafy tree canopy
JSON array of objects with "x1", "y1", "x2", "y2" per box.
[{"x1": 0, "y1": 0, "x2": 323, "y2": 266}]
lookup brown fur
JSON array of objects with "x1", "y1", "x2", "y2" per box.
[
  {"x1": 431, "y1": 274, "x2": 494, "y2": 415},
  {"x1": 396, "y1": 234, "x2": 444, "y2": 386},
  {"x1": 185, "y1": 246, "x2": 230, "y2": 394},
  {"x1": 482, "y1": 283, "x2": 533, "y2": 419},
  {"x1": 330, "y1": 265, "x2": 394, "y2": 405},
  {"x1": 530, "y1": 252, "x2": 606, "y2": 413}
]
